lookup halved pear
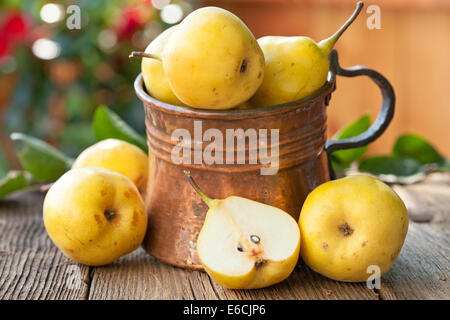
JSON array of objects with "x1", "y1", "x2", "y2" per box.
[{"x1": 185, "y1": 171, "x2": 300, "y2": 289}]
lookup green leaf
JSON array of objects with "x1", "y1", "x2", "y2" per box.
[
  {"x1": 93, "y1": 106, "x2": 148, "y2": 152},
  {"x1": 393, "y1": 134, "x2": 444, "y2": 165},
  {"x1": 58, "y1": 122, "x2": 96, "y2": 157},
  {"x1": 0, "y1": 171, "x2": 32, "y2": 199},
  {"x1": 10, "y1": 133, "x2": 74, "y2": 183},
  {"x1": 331, "y1": 115, "x2": 371, "y2": 170},
  {"x1": 358, "y1": 156, "x2": 425, "y2": 184},
  {"x1": 436, "y1": 160, "x2": 450, "y2": 172},
  {"x1": 0, "y1": 147, "x2": 8, "y2": 178}
]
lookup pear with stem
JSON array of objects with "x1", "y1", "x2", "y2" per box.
[
  {"x1": 184, "y1": 170, "x2": 300, "y2": 289},
  {"x1": 131, "y1": 7, "x2": 265, "y2": 110},
  {"x1": 132, "y1": 26, "x2": 185, "y2": 106},
  {"x1": 251, "y1": 1, "x2": 364, "y2": 108}
]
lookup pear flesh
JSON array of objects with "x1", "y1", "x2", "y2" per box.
[{"x1": 197, "y1": 195, "x2": 300, "y2": 289}]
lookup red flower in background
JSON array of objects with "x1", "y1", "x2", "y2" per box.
[
  {"x1": 0, "y1": 11, "x2": 32, "y2": 59},
  {"x1": 115, "y1": 1, "x2": 154, "y2": 40}
]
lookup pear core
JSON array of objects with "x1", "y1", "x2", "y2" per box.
[{"x1": 198, "y1": 196, "x2": 300, "y2": 278}]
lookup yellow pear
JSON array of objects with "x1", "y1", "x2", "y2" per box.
[
  {"x1": 72, "y1": 139, "x2": 148, "y2": 193},
  {"x1": 140, "y1": 26, "x2": 185, "y2": 106},
  {"x1": 132, "y1": 7, "x2": 265, "y2": 110},
  {"x1": 251, "y1": 2, "x2": 363, "y2": 107},
  {"x1": 299, "y1": 175, "x2": 409, "y2": 282},
  {"x1": 43, "y1": 167, "x2": 147, "y2": 266},
  {"x1": 185, "y1": 171, "x2": 300, "y2": 289}
]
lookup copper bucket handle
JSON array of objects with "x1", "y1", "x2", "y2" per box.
[{"x1": 325, "y1": 49, "x2": 396, "y2": 179}]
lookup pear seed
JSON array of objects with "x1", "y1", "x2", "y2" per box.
[{"x1": 250, "y1": 235, "x2": 260, "y2": 244}]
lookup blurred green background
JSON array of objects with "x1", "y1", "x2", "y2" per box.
[
  {"x1": 0, "y1": 0, "x2": 196, "y2": 165},
  {"x1": 1, "y1": 0, "x2": 447, "y2": 186}
]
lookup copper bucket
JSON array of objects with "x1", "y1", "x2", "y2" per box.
[{"x1": 134, "y1": 50, "x2": 395, "y2": 270}]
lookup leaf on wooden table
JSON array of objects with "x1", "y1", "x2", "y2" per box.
[
  {"x1": 393, "y1": 134, "x2": 444, "y2": 165},
  {"x1": 10, "y1": 133, "x2": 74, "y2": 183},
  {"x1": 0, "y1": 146, "x2": 8, "y2": 178},
  {"x1": 0, "y1": 171, "x2": 33, "y2": 199},
  {"x1": 331, "y1": 115, "x2": 371, "y2": 170},
  {"x1": 358, "y1": 156, "x2": 425, "y2": 184},
  {"x1": 435, "y1": 160, "x2": 450, "y2": 172},
  {"x1": 93, "y1": 105, "x2": 148, "y2": 152}
]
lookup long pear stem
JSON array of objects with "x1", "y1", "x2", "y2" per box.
[
  {"x1": 129, "y1": 51, "x2": 162, "y2": 61},
  {"x1": 318, "y1": 1, "x2": 364, "y2": 56},
  {"x1": 183, "y1": 170, "x2": 262, "y2": 256},
  {"x1": 184, "y1": 170, "x2": 214, "y2": 207}
]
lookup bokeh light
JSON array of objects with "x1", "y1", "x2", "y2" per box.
[
  {"x1": 143, "y1": 21, "x2": 164, "y2": 41},
  {"x1": 160, "y1": 4, "x2": 183, "y2": 24},
  {"x1": 32, "y1": 38, "x2": 61, "y2": 60},
  {"x1": 40, "y1": 3, "x2": 65, "y2": 24},
  {"x1": 98, "y1": 29, "x2": 118, "y2": 51},
  {"x1": 0, "y1": 56, "x2": 17, "y2": 74},
  {"x1": 152, "y1": 0, "x2": 171, "y2": 10}
]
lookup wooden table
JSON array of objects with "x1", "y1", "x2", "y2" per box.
[{"x1": 0, "y1": 173, "x2": 448, "y2": 300}]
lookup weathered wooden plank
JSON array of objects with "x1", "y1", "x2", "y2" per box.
[
  {"x1": 207, "y1": 263, "x2": 379, "y2": 300},
  {"x1": 0, "y1": 191, "x2": 89, "y2": 300},
  {"x1": 89, "y1": 248, "x2": 201, "y2": 300},
  {"x1": 89, "y1": 220, "x2": 449, "y2": 300},
  {"x1": 379, "y1": 174, "x2": 450, "y2": 300},
  {"x1": 376, "y1": 222, "x2": 449, "y2": 300},
  {"x1": 88, "y1": 173, "x2": 449, "y2": 300},
  {"x1": 88, "y1": 247, "x2": 379, "y2": 300},
  {"x1": 1, "y1": 173, "x2": 449, "y2": 300},
  {"x1": 88, "y1": 221, "x2": 449, "y2": 300},
  {"x1": 393, "y1": 173, "x2": 450, "y2": 224}
]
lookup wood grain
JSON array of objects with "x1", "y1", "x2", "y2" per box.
[
  {"x1": 0, "y1": 174, "x2": 449, "y2": 300},
  {"x1": 0, "y1": 191, "x2": 89, "y2": 300},
  {"x1": 393, "y1": 173, "x2": 450, "y2": 224},
  {"x1": 378, "y1": 222, "x2": 449, "y2": 300},
  {"x1": 85, "y1": 174, "x2": 450, "y2": 300},
  {"x1": 88, "y1": 248, "x2": 379, "y2": 300}
]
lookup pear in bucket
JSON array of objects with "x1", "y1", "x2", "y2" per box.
[
  {"x1": 139, "y1": 26, "x2": 185, "y2": 106},
  {"x1": 251, "y1": 2, "x2": 364, "y2": 107},
  {"x1": 184, "y1": 171, "x2": 300, "y2": 289},
  {"x1": 131, "y1": 7, "x2": 265, "y2": 110}
]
